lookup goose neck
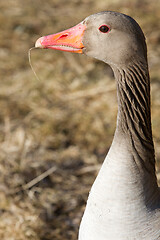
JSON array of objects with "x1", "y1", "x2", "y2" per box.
[{"x1": 110, "y1": 61, "x2": 159, "y2": 203}]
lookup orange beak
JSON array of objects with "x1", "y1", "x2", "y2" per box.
[{"x1": 35, "y1": 23, "x2": 86, "y2": 53}]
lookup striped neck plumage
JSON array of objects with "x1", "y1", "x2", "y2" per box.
[{"x1": 112, "y1": 61, "x2": 159, "y2": 199}]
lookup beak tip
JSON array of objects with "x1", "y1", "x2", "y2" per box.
[{"x1": 35, "y1": 37, "x2": 44, "y2": 48}]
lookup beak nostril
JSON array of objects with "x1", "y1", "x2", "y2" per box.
[{"x1": 59, "y1": 33, "x2": 69, "y2": 39}]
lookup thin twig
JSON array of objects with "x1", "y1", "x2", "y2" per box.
[
  {"x1": 76, "y1": 165, "x2": 101, "y2": 175},
  {"x1": 28, "y1": 47, "x2": 41, "y2": 81},
  {"x1": 11, "y1": 166, "x2": 57, "y2": 194},
  {"x1": 63, "y1": 84, "x2": 116, "y2": 101},
  {"x1": 22, "y1": 166, "x2": 57, "y2": 190}
]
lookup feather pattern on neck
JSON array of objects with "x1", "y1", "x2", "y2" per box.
[{"x1": 113, "y1": 62, "x2": 155, "y2": 172}]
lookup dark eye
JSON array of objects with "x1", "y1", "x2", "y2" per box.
[{"x1": 99, "y1": 25, "x2": 110, "y2": 33}]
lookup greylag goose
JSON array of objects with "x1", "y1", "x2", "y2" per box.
[{"x1": 35, "y1": 11, "x2": 160, "y2": 240}]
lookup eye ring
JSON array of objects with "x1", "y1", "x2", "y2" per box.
[{"x1": 99, "y1": 25, "x2": 110, "y2": 33}]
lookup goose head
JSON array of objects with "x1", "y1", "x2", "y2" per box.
[{"x1": 35, "y1": 11, "x2": 147, "y2": 67}]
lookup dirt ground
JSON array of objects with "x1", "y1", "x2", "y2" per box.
[{"x1": 0, "y1": 0, "x2": 160, "y2": 239}]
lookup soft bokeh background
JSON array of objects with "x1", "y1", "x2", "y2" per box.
[{"x1": 0, "y1": 0, "x2": 160, "y2": 239}]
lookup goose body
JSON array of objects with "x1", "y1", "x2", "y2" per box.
[{"x1": 35, "y1": 11, "x2": 160, "y2": 240}]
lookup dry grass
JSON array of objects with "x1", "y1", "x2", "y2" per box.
[{"x1": 0, "y1": 0, "x2": 160, "y2": 239}]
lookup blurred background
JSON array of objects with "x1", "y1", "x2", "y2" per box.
[{"x1": 0, "y1": 0, "x2": 160, "y2": 239}]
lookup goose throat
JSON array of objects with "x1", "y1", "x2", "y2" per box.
[{"x1": 112, "y1": 61, "x2": 156, "y2": 179}]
